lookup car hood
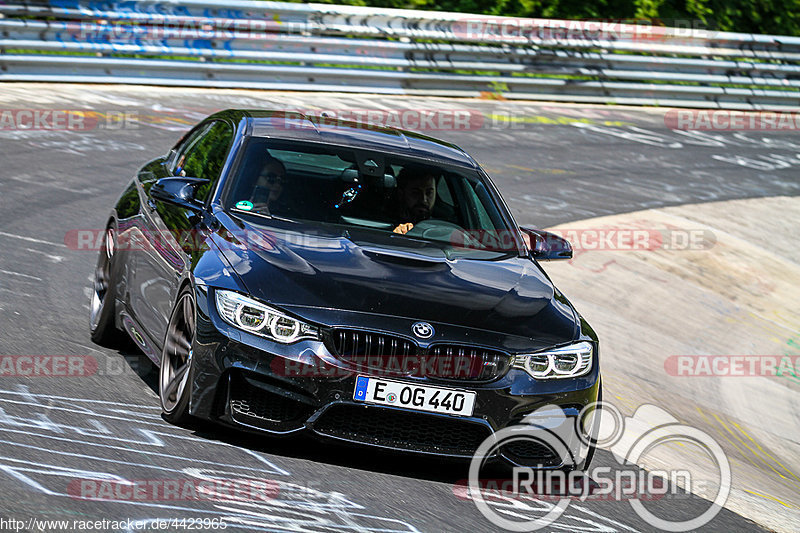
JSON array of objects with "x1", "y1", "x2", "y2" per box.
[{"x1": 211, "y1": 214, "x2": 578, "y2": 345}]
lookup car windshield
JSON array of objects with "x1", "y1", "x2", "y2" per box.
[{"x1": 224, "y1": 138, "x2": 520, "y2": 254}]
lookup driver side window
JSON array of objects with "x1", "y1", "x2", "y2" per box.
[
  {"x1": 170, "y1": 123, "x2": 210, "y2": 175},
  {"x1": 173, "y1": 121, "x2": 234, "y2": 203}
]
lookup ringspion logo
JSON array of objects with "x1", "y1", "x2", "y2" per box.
[{"x1": 466, "y1": 402, "x2": 730, "y2": 531}]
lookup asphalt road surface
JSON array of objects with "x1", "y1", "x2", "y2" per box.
[{"x1": 0, "y1": 84, "x2": 798, "y2": 532}]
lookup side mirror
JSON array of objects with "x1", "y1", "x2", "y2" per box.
[
  {"x1": 520, "y1": 227, "x2": 573, "y2": 261},
  {"x1": 150, "y1": 177, "x2": 209, "y2": 213}
]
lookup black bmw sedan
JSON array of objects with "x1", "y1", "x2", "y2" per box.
[{"x1": 90, "y1": 110, "x2": 600, "y2": 469}]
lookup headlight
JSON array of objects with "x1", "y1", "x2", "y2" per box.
[
  {"x1": 513, "y1": 341, "x2": 593, "y2": 379},
  {"x1": 215, "y1": 290, "x2": 320, "y2": 344}
]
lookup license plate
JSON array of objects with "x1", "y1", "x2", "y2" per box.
[{"x1": 353, "y1": 376, "x2": 476, "y2": 416}]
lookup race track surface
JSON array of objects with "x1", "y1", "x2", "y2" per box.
[{"x1": 0, "y1": 84, "x2": 798, "y2": 532}]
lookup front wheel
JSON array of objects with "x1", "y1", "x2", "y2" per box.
[
  {"x1": 572, "y1": 381, "x2": 602, "y2": 472},
  {"x1": 159, "y1": 288, "x2": 196, "y2": 425}
]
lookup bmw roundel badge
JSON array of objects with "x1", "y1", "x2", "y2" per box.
[{"x1": 412, "y1": 322, "x2": 434, "y2": 339}]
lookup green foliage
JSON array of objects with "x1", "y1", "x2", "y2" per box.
[{"x1": 278, "y1": 0, "x2": 800, "y2": 35}]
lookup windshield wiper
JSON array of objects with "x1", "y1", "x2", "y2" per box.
[
  {"x1": 361, "y1": 246, "x2": 449, "y2": 265},
  {"x1": 231, "y1": 207, "x2": 296, "y2": 224}
]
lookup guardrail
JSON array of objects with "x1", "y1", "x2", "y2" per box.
[{"x1": 1, "y1": 0, "x2": 799, "y2": 109}]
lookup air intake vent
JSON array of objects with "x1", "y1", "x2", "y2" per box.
[
  {"x1": 313, "y1": 404, "x2": 492, "y2": 457},
  {"x1": 428, "y1": 344, "x2": 511, "y2": 381},
  {"x1": 327, "y1": 330, "x2": 510, "y2": 382},
  {"x1": 330, "y1": 329, "x2": 417, "y2": 359}
]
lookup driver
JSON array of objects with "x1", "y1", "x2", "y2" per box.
[{"x1": 392, "y1": 165, "x2": 438, "y2": 234}]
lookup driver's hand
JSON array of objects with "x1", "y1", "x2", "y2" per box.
[{"x1": 393, "y1": 223, "x2": 414, "y2": 234}]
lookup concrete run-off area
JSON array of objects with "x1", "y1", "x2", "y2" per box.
[{"x1": 544, "y1": 196, "x2": 800, "y2": 533}]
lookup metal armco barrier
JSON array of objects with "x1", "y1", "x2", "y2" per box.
[{"x1": 1, "y1": 0, "x2": 799, "y2": 109}]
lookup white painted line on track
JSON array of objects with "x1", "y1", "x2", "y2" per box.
[
  {"x1": 0, "y1": 270, "x2": 43, "y2": 281},
  {"x1": 0, "y1": 231, "x2": 65, "y2": 248},
  {"x1": 571, "y1": 504, "x2": 643, "y2": 532},
  {"x1": 0, "y1": 389, "x2": 160, "y2": 410},
  {"x1": 24, "y1": 248, "x2": 64, "y2": 263},
  {"x1": 0, "y1": 287, "x2": 35, "y2": 298},
  {"x1": 6, "y1": 175, "x2": 99, "y2": 195}
]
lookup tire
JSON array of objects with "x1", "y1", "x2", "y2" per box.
[
  {"x1": 90, "y1": 225, "x2": 122, "y2": 346},
  {"x1": 159, "y1": 287, "x2": 196, "y2": 426},
  {"x1": 572, "y1": 380, "x2": 602, "y2": 473},
  {"x1": 576, "y1": 437, "x2": 597, "y2": 473}
]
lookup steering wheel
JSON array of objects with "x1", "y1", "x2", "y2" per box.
[{"x1": 405, "y1": 220, "x2": 485, "y2": 249}]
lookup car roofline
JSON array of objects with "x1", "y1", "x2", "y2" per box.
[{"x1": 206, "y1": 109, "x2": 480, "y2": 170}]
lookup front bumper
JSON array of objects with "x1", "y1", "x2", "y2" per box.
[{"x1": 191, "y1": 285, "x2": 600, "y2": 467}]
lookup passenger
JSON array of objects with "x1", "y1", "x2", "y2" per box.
[{"x1": 251, "y1": 156, "x2": 286, "y2": 211}]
